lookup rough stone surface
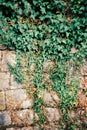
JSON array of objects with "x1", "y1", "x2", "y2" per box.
[
  {"x1": 43, "y1": 60, "x2": 54, "y2": 73},
  {"x1": 0, "y1": 45, "x2": 7, "y2": 50},
  {"x1": 68, "y1": 110, "x2": 77, "y2": 120},
  {"x1": 44, "y1": 125, "x2": 58, "y2": 130},
  {"x1": 42, "y1": 73, "x2": 53, "y2": 85},
  {"x1": 44, "y1": 108, "x2": 61, "y2": 122},
  {"x1": 6, "y1": 89, "x2": 33, "y2": 109},
  {"x1": 0, "y1": 51, "x2": 2, "y2": 61},
  {"x1": 43, "y1": 90, "x2": 60, "y2": 107},
  {"x1": 81, "y1": 77, "x2": 87, "y2": 89},
  {"x1": 6, "y1": 127, "x2": 38, "y2": 130},
  {"x1": 70, "y1": 47, "x2": 78, "y2": 54},
  {"x1": 9, "y1": 74, "x2": 22, "y2": 89},
  {"x1": 0, "y1": 51, "x2": 9, "y2": 72},
  {"x1": 0, "y1": 91, "x2": 5, "y2": 110},
  {"x1": 0, "y1": 72, "x2": 10, "y2": 90},
  {"x1": 6, "y1": 128, "x2": 20, "y2": 130},
  {"x1": 0, "y1": 111, "x2": 11, "y2": 126},
  {"x1": 6, "y1": 51, "x2": 16, "y2": 67},
  {"x1": 0, "y1": 50, "x2": 87, "y2": 129},
  {"x1": 6, "y1": 127, "x2": 33, "y2": 130},
  {"x1": 0, "y1": 51, "x2": 16, "y2": 72},
  {"x1": 21, "y1": 127, "x2": 33, "y2": 130},
  {"x1": 29, "y1": 63, "x2": 36, "y2": 73},
  {"x1": 81, "y1": 61, "x2": 87, "y2": 76},
  {"x1": 11, "y1": 109, "x2": 34, "y2": 126},
  {"x1": 33, "y1": 126, "x2": 40, "y2": 130},
  {"x1": 78, "y1": 93, "x2": 87, "y2": 109}
]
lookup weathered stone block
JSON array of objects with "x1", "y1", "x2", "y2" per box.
[
  {"x1": 70, "y1": 47, "x2": 78, "y2": 54},
  {"x1": 43, "y1": 60, "x2": 54, "y2": 73},
  {"x1": 0, "y1": 72, "x2": 10, "y2": 90},
  {"x1": 33, "y1": 126, "x2": 40, "y2": 130},
  {"x1": 0, "y1": 51, "x2": 2, "y2": 72},
  {"x1": 81, "y1": 77, "x2": 87, "y2": 89},
  {"x1": 6, "y1": 89, "x2": 33, "y2": 109},
  {"x1": 1, "y1": 51, "x2": 16, "y2": 72},
  {"x1": 0, "y1": 51, "x2": 2, "y2": 61},
  {"x1": 44, "y1": 108, "x2": 61, "y2": 122},
  {"x1": 42, "y1": 73, "x2": 53, "y2": 86},
  {"x1": 44, "y1": 125, "x2": 58, "y2": 130},
  {"x1": 6, "y1": 127, "x2": 33, "y2": 130},
  {"x1": 6, "y1": 51, "x2": 16, "y2": 67},
  {"x1": 21, "y1": 127, "x2": 33, "y2": 130},
  {"x1": 29, "y1": 63, "x2": 36, "y2": 73},
  {"x1": 68, "y1": 110, "x2": 77, "y2": 120},
  {"x1": 0, "y1": 45, "x2": 7, "y2": 50},
  {"x1": 0, "y1": 91, "x2": 6, "y2": 110},
  {"x1": 6, "y1": 128, "x2": 20, "y2": 130},
  {"x1": 0, "y1": 111, "x2": 11, "y2": 126},
  {"x1": 43, "y1": 90, "x2": 60, "y2": 107},
  {"x1": 78, "y1": 93, "x2": 87, "y2": 109},
  {"x1": 11, "y1": 109, "x2": 34, "y2": 126},
  {"x1": 0, "y1": 51, "x2": 9, "y2": 72},
  {"x1": 81, "y1": 65, "x2": 87, "y2": 76},
  {"x1": 9, "y1": 74, "x2": 22, "y2": 89}
]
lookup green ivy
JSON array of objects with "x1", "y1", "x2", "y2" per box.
[{"x1": 0, "y1": 0, "x2": 87, "y2": 128}]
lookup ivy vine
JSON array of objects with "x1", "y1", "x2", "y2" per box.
[{"x1": 0, "y1": 0, "x2": 87, "y2": 129}]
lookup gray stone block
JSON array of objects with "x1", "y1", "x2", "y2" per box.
[
  {"x1": 11, "y1": 109, "x2": 34, "y2": 126},
  {"x1": 44, "y1": 107, "x2": 61, "y2": 122},
  {"x1": 42, "y1": 90, "x2": 60, "y2": 107},
  {"x1": 0, "y1": 111, "x2": 11, "y2": 126},
  {"x1": 6, "y1": 89, "x2": 33, "y2": 109}
]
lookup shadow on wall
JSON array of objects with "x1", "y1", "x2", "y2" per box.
[
  {"x1": 0, "y1": 113, "x2": 5, "y2": 126},
  {"x1": 0, "y1": 112, "x2": 9, "y2": 130}
]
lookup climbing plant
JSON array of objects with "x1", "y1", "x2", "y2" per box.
[{"x1": 0, "y1": 0, "x2": 87, "y2": 129}]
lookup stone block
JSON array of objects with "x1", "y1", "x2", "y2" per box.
[
  {"x1": 0, "y1": 51, "x2": 9, "y2": 72},
  {"x1": 6, "y1": 51, "x2": 16, "y2": 67},
  {"x1": 21, "y1": 127, "x2": 33, "y2": 130},
  {"x1": 29, "y1": 63, "x2": 36, "y2": 73},
  {"x1": 42, "y1": 90, "x2": 60, "y2": 107},
  {"x1": 0, "y1": 91, "x2": 6, "y2": 110},
  {"x1": 6, "y1": 89, "x2": 33, "y2": 109},
  {"x1": 78, "y1": 93, "x2": 87, "y2": 108},
  {"x1": 68, "y1": 110, "x2": 77, "y2": 120},
  {"x1": 6, "y1": 128, "x2": 20, "y2": 130},
  {"x1": 70, "y1": 47, "x2": 78, "y2": 54},
  {"x1": 6, "y1": 127, "x2": 33, "y2": 130},
  {"x1": 0, "y1": 111, "x2": 11, "y2": 126},
  {"x1": 81, "y1": 77, "x2": 87, "y2": 89},
  {"x1": 0, "y1": 51, "x2": 2, "y2": 71},
  {"x1": 33, "y1": 126, "x2": 40, "y2": 130},
  {"x1": 1, "y1": 51, "x2": 16, "y2": 72},
  {"x1": 0, "y1": 45, "x2": 7, "y2": 50},
  {"x1": 44, "y1": 125, "x2": 58, "y2": 130},
  {"x1": 0, "y1": 51, "x2": 2, "y2": 61},
  {"x1": 44, "y1": 108, "x2": 61, "y2": 122},
  {"x1": 81, "y1": 65, "x2": 87, "y2": 76},
  {"x1": 9, "y1": 74, "x2": 22, "y2": 89},
  {"x1": 42, "y1": 73, "x2": 53, "y2": 86},
  {"x1": 0, "y1": 72, "x2": 10, "y2": 90},
  {"x1": 43, "y1": 60, "x2": 54, "y2": 73},
  {"x1": 11, "y1": 109, "x2": 34, "y2": 126}
]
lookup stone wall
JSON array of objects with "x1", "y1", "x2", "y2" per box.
[{"x1": 0, "y1": 50, "x2": 87, "y2": 130}]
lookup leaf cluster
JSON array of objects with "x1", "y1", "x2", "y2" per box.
[
  {"x1": 0, "y1": 0, "x2": 87, "y2": 61},
  {"x1": 0, "y1": 0, "x2": 87, "y2": 128}
]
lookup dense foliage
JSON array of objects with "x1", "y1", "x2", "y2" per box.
[
  {"x1": 0, "y1": 0, "x2": 87, "y2": 60},
  {"x1": 0, "y1": 0, "x2": 87, "y2": 129}
]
